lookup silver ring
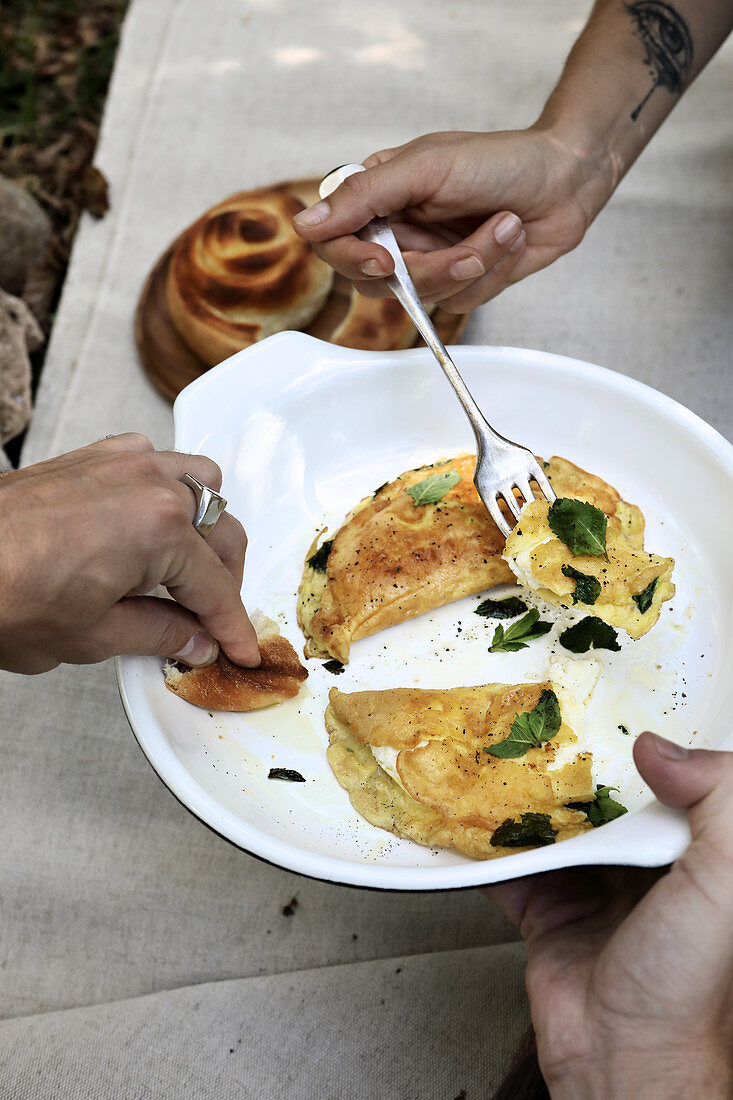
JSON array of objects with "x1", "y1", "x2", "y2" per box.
[{"x1": 182, "y1": 472, "x2": 227, "y2": 538}]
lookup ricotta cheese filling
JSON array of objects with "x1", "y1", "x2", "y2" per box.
[
  {"x1": 506, "y1": 533, "x2": 555, "y2": 592},
  {"x1": 548, "y1": 657, "x2": 601, "y2": 771},
  {"x1": 371, "y1": 743, "x2": 427, "y2": 793}
]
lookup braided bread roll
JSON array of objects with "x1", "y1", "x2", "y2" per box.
[
  {"x1": 330, "y1": 286, "x2": 440, "y2": 351},
  {"x1": 166, "y1": 188, "x2": 334, "y2": 367}
]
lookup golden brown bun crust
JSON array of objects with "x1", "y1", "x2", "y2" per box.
[
  {"x1": 330, "y1": 288, "x2": 425, "y2": 351},
  {"x1": 166, "y1": 187, "x2": 333, "y2": 366},
  {"x1": 164, "y1": 634, "x2": 308, "y2": 711}
]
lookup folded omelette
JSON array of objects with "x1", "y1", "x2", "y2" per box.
[
  {"x1": 298, "y1": 454, "x2": 644, "y2": 663},
  {"x1": 325, "y1": 662, "x2": 599, "y2": 859}
]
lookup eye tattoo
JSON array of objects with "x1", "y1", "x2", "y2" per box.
[{"x1": 626, "y1": 1, "x2": 693, "y2": 121}]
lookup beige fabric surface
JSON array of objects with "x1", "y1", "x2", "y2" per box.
[
  {"x1": 0, "y1": 942, "x2": 530, "y2": 1099},
  {"x1": 3, "y1": 0, "x2": 732, "y2": 1095}
]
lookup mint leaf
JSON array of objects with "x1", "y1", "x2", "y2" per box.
[
  {"x1": 484, "y1": 721, "x2": 537, "y2": 759},
  {"x1": 526, "y1": 688, "x2": 562, "y2": 742},
  {"x1": 632, "y1": 577, "x2": 659, "y2": 614},
  {"x1": 406, "y1": 470, "x2": 460, "y2": 506},
  {"x1": 561, "y1": 564, "x2": 601, "y2": 605},
  {"x1": 490, "y1": 812, "x2": 557, "y2": 848},
  {"x1": 590, "y1": 786, "x2": 628, "y2": 825},
  {"x1": 485, "y1": 688, "x2": 562, "y2": 758},
  {"x1": 567, "y1": 784, "x2": 627, "y2": 826},
  {"x1": 268, "y1": 768, "x2": 306, "y2": 782},
  {"x1": 548, "y1": 498, "x2": 608, "y2": 558},
  {"x1": 559, "y1": 616, "x2": 620, "y2": 653},
  {"x1": 307, "y1": 539, "x2": 333, "y2": 573},
  {"x1": 490, "y1": 608, "x2": 552, "y2": 653},
  {"x1": 474, "y1": 596, "x2": 529, "y2": 620}
]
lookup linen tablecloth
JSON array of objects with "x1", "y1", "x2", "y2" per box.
[{"x1": 2, "y1": 1, "x2": 731, "y2": 1095}]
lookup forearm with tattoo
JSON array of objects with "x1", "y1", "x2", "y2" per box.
[
  {"x1": 534, "y1": 0, "x2": 733, "y2": 219},
  {"x1": 626, "y1": 1, "x2": 693, "y2": 120}
]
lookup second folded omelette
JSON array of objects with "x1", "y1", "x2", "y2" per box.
[
  {"x1": 298, "y1": 454, "x2": 644, "y2": 663},
  {"x1": 324, "y1": 661, "x2": 601, "y2": 859}
]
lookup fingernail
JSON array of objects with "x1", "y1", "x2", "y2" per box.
[
  {"x1": 494, "y1": 212, "x2": 522, "y2": 245},
  {"x1": 450, "y1": 255, "x2": 485, "y2": 281},
  {"x1": 508, "y1": 228, "x2": 526, "y2": 253},
  {"x1": 651, "y1": 733, "x2": 690, "y2": 760},
  {"x1": 360, "y1": 258, "x2": 389, "y2": 276},
  {"x1": 293, "y1": 201, "x2": 330, "y2": 228},
  {"x1": 172, "y1": 632, "x2": 219, "y2": 667}
]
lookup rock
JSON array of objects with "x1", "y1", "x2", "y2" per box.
[
  {"x1": 0, "y1": 176, "x2": 52, "y2": 294},
  {"x1": 0, "y1": 288, "x2": 44, "y2": 444}
]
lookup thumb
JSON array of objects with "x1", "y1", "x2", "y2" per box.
[
  {"x1": 91, "y1": 595, "x2": 221, "y2": 667},
  {"x1": 634, "y1": 731, "x2": 733, "y2": 851},
  {"x1": 631, "y1": 732, "x2": 733, "y2": 1002}
]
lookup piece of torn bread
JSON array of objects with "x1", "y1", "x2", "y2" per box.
[
  {"x1": 503, "y1": 498, "x2": 675, "y2": 639},
  {"x1": 164, "y1": 613, "x2": 307, "y2": 711},
  {"x1": 324, "y1": 661, "x2": 600, "y2": 860},
  {"x1": 298, "y1": 454, "x2": 644, "y2": 664}
]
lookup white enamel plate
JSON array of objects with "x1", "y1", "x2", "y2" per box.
[{"x1": 118, "y1": 333, "x2": 733, "y2": 890}]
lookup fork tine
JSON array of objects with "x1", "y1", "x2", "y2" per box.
[
  {"x1": 501, "y1": 488, "x2": 523, "y2": 523},
  {"x1": 528, "y1": 461, "x2": 556, "y2": 503},
  {"x1": 485, "y1": 495, "x2": 512, "y2": 538},
  {"x1": 514, "y1": 478, "x2": 534, "y2": 506}
]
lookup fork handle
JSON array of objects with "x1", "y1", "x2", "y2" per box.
[{"x1": 319, "y1": 165, "x2": 503, "y2": 449}]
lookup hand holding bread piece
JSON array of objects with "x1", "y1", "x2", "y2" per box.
[
  {"x1": 164, "y1": 613, "x2": 307, "y2": 712},
  {"x1": 0, "y1": 434, "x2": 259, "y2": 674}
]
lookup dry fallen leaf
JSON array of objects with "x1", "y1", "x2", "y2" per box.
[{"x1": 80, "y1": 163, "x2": 109, "y2": 218}]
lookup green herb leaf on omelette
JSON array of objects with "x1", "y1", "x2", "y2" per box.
[
  {"x1": 406, "y1": 470, "x2": 460, "y2": 506},
  {"x1": 548, "y1": 498, "x2": 608, "y2": 559},
  {"x1": 490, "y1": 812, "x2": 557, "y2": 848},
  {"x1": 307, "y1": 539, "x2": 333, "y2": 573},
  {"x1": 567, "y1": 784, "x2": 628, "y2": 826},
  {"x1": 632, "y1": 577, "x2": 659, "y2": 614},
  {"x1": 485, "y1": 688, "x2": 562, "y2": 759},
  {"x1": 561, "y1": 564, "x2": 602, "y2": 605}
]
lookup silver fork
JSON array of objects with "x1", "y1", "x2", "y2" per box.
[{"x1": 319, "y1": 164, "x2": 555, "y2": 536}]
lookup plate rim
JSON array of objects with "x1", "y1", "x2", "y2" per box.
[{"x1": 174, "y1": 332, "x2": 733, "y2": 478}]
